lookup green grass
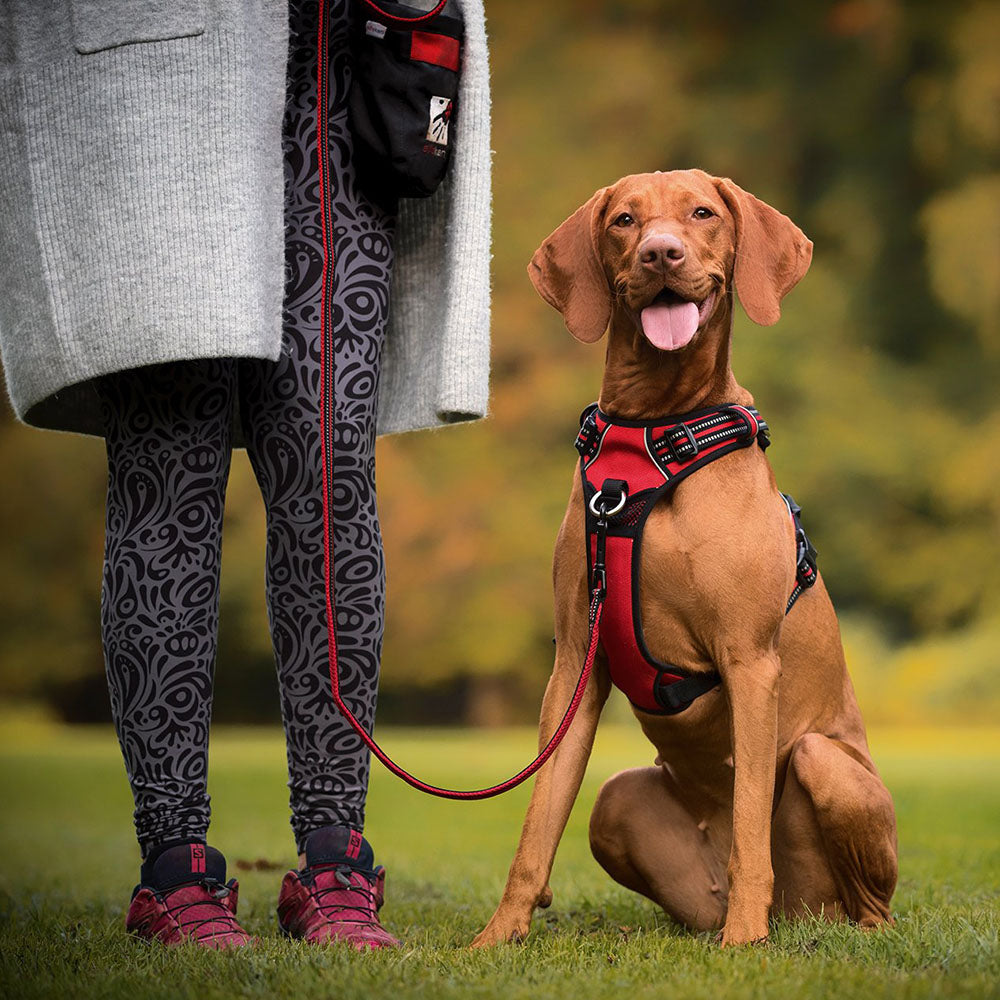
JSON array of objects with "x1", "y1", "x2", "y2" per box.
[{"x1": 1, "y1": 715, "x2": 998, "y2": 999}]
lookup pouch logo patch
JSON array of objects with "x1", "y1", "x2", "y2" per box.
[
  {"x1": 365, "y1": 20, "x2": 387, "y2": 39},
  {"x1": 426, "y1": 96, "x2": 452, "y2": 146}
]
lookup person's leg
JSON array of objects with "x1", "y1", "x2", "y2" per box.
[
  {"x1": 99, "y1": 360, "x2": 251, "y2": 947},
  {"x1": 240, "y1": 0, "x2": 395, "y2": 854},
  {"x1": 240, "y1": 0, "x2": 398, "y2": 949},
  {"x1": 98, "y1": 359, "x2": 235, "y2": 859}
]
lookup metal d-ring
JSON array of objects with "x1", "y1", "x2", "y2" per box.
[{"x1": 589, "y1": 490, "x2": 627, "y2": 518}]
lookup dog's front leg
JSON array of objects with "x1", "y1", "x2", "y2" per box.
[
  {"x1": 472, "y1": 632, "x2": 610, "y2": 947},
  {"x1": 719, "y1": 649, "x2": 781, "y2": 946}
]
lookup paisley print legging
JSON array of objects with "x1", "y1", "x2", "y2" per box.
[{"x1": 97, "y1": 0, "x2": 393, "y2": 856}]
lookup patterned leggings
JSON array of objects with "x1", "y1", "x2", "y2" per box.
[{"x1": 97, "y1": 0, "x2": 393, "y2": 856}]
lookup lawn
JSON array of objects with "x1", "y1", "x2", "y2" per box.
[{"x1": 0, "y1": 715, "x2": 997, "y2": 1000}]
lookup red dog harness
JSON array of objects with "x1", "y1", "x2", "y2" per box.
[{"x1": 576, "y1": 403, "x2": 817, "y2": 715}]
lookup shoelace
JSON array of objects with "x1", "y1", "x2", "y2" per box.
[
  {"x1": 160, "y1": 879, "x2": 244, "y2": 940},
  {"x1": 308, "y1": 865, "x2": 383, "y2": 929}
]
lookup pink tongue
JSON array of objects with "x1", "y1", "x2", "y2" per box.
[{"x1": 640, "y1": 299, "x2": 699, "y2": 350}]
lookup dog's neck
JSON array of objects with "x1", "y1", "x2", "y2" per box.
[{"x1": 598, "y1": 293, "x2": 750, "y2": 420}]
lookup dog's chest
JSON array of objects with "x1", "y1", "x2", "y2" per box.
[{"x1": 634, "y1": 496, "x2": 733, "y2": 667}]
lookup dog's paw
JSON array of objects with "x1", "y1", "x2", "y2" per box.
[
  {"x1": 470, "y1": 912, "x2": 532, "y2": 948},
  {"x1": 719, "y1": 915, "x2": 769, "y2": 947}
]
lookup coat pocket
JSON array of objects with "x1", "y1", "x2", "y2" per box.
[{"x1": 70, "y1": 0, "x2": 205, "y2": 55}]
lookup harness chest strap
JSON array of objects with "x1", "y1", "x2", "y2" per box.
[{"x1": 577, "y1": 403, "x2": 818, "y2": 716}]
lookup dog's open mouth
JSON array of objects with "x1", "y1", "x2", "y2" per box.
[{"x1": 640, "y1": 288, "x2": 718, "y2": 352}]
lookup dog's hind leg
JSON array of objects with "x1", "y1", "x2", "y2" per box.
[
  {"x1": 589, "y1": 765, "x2": 729, "y2": 932},
  {"x1": 774, "y1": 733, "x2": 897, "y2": 927}
]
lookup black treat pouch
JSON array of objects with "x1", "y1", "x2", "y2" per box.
[{"x1": 349, "y1": 0, "x2": 464, "y2": 199}]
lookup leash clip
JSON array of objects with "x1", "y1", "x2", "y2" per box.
[
  {"x1": 590, "y1": 490, "x2": 618, "y2": 602},
  {"x1": 592, "y1": 508, "x2": 609, "y2": 599},
  {"x1": 589, "y1": 478, "x2": 627, "y2": 601}
]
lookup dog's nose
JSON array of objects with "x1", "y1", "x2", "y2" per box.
[{"x1": 639, "y1": 233, "x2": 685, "y2": 270}]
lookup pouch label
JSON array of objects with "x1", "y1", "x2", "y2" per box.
[
  {"x1": 365, "y1": 20, "x2": 387, "y2": 39},
  {"x1": 427, "y1": 96, "x2": 453, "y2": 146}
]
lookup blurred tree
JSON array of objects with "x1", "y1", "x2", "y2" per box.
[{"x1": 1, "y1": 0, "x2": 997, "y2": 725}]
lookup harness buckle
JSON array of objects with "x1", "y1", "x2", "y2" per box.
[
  {"x1": 653, "y1": 669, "x2": 721, "y2": 714},
  {"x1": 668, "y1": 423, "x2": 699, "y2": 462},
  {"x1": 575, "y1": 405, "x2": 601, "y2": 461},
  {"x1": 797, "y1": 532, "x2": 818, "y2": 588},
  {"x1": 782, "y1": 493, "x2": 819, "y2": 596}
]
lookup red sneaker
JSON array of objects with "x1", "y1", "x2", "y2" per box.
[
  {"x1": 125, "y1": 844, "x2": 251, "y2": 948},
  {"x1": 277, "y1": 826, "x2": 400, "y2": 949}
]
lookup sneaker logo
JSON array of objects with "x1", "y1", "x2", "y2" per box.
[
  {"x1": 346, "y1": 831, "x2": 363, "y2": 860},
  {"x1": 190, "y1": 844, "x2": 206, "y2": 874}
]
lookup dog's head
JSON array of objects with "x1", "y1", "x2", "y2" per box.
[{"x1": 529, "y1": 169, "x2": 813, "y2": 349}]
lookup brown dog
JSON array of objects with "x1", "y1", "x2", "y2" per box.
[{"x1": 472, "y1": 169, "x2": 897, "y2": 948}]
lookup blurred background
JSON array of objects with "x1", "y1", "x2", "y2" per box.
[{"x1": 1, "y1": 0, "x2": 998, "y2": 730}]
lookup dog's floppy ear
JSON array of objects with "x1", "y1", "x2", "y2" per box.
[
  {"x1": 715, "y1": 178, "x2": 813, "y2": 326},
  {"x1": 528, "y1": 187, "x2": 613, "y2": 343}
]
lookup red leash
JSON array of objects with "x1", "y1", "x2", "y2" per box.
[
  {"x1": 316, "y1": 0, "x2": 600, "y2": 799},
  {"x1": 326, "y1": 593, "x2": 603, "y2": 800}
]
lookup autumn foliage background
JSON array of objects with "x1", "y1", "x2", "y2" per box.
[{"x1": 1, "y1": 0, "x2": 998, "y2": 728}]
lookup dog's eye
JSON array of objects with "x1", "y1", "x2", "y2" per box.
[
  {"x1": 613, "y1": 213, "x2": 635, "y2": 227},
  {"x1": 692, "y1": 207, "x2": 715, "y2": 220}
]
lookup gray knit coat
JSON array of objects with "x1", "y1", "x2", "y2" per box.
[{"x1": 0, "y1": 0, "x2": 491, "y2": 438}]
